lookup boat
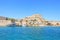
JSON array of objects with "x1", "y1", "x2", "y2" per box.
[{"x1": 7, "y1": 23, "x2": 17, "y2": 27}]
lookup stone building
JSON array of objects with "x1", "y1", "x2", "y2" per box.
[{"x1": 0, "y1": 16, "x2": 7, "y2": 20}]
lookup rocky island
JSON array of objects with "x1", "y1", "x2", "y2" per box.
[{"x1": 0, "y1": 14, "x2": 60, "y2": 27}]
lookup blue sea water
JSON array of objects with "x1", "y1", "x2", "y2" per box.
[{"x1": 0, "y1": 26, "x2": 60, "y2": 40}]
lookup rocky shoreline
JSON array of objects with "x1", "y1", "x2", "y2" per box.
[{"x1": 0, "y1": 14, "x2": 60, "y2": 27}]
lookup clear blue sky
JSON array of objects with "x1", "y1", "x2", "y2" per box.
[{"x1": 0, "y1": 0, "x2": 60, "y2": 20}]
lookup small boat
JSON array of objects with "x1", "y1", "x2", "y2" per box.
[
  {"x1": 22, "y1": 24, "x2": 26, "y2": 27},
  {"x1": 7, "y1": 23, "x2": 17, "y2": 27}
]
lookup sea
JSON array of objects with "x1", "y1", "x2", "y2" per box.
[{"x1": 0, "y1": 26, "x2": 60, "y2": 40}]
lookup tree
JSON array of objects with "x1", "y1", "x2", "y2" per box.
[
  {"x1": 11, "y1": 19, "x2": 15, "y2": 23},
  {"x1": 56, "y1": 23, "x2": 59, "y2": 25},
  {"x1": 47, "y1": 23, "x2": 51, "y2": 25}
]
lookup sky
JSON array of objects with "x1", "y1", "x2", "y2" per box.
[{"x1": 0, "y1": 0, "x2": 60, "y2": 21}]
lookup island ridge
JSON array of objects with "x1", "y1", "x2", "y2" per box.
[{"x1": 0, "y1": 14, "x2": 60, "y2": 27}]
